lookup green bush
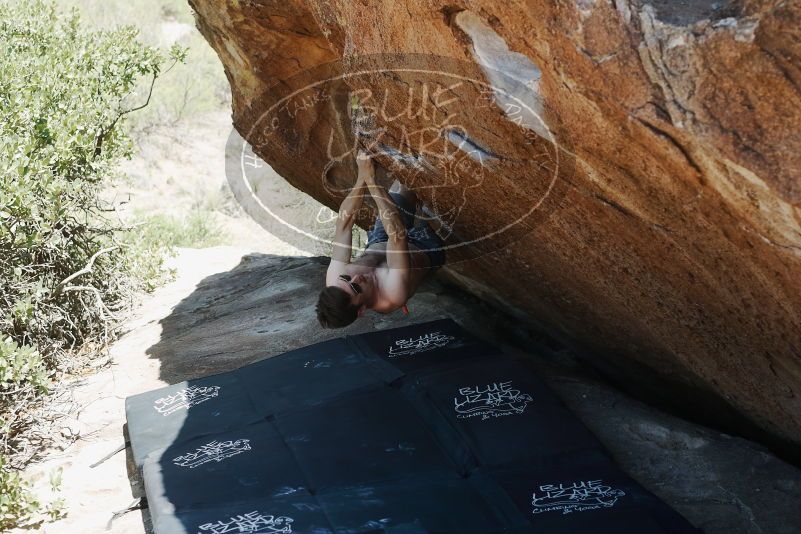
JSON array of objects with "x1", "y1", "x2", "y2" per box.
[
  {"x1": 56, "y1": 0, "x2": 231, "y2": 135},
  {"x1": 0, "y1": 1, "x2": 185, "y2": 526},
  {"x1": 0, "y1": 455, "x2": 40, "y2": 530},
  {"x1": 0, "y1": 337, "x2": 49, "y2": 396},
  {"x1": 134, "y1": 210, "x2": 228, "y2": 249},
  {"x1": 0, "y1": 0, "x2": 183, "y2": 349}
]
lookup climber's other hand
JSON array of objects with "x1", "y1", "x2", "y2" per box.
[{"x1": 356, "y1": 150, "x2": 375, "y2": 174}]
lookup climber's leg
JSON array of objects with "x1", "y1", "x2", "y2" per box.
[
  {"x1": 389, "y1": 179, "x2": 418, "y2": 208},
  {"x1": 387, "y1": 179, "x2": 417, "y2": 227},
  {"x1": 365, "y1": 180, "x2": 416, "y2": 250}
]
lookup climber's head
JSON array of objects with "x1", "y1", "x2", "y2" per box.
[
  {"x1": 316, "y1": 286, "x2": 358, "y2": 328},
  {"x1": 316, "y1": 273, "x2": 370, "y2": 328}
]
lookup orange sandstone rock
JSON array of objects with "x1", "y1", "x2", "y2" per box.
[{"x1": 190, "y1": 0, "x2": 801, "y2": 451}]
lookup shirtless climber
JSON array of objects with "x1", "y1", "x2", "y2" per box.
[{"x1": 316, "y1": 150, "x2": 445, "y2": 328}]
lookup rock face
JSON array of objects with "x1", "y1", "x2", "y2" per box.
[{"x1": 188, "y1": 0, "x2": 801, "y2": 452}]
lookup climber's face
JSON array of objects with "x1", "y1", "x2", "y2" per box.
[{"x1": 336, "y1": 272, "x2": 372, "y2": 313}]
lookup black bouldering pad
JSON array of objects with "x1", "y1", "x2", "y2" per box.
[
  {"x1": 346, "y1": 318, "x2": 498, "y2": 374},
  {"x1": 126, "y1": 318, "x2": 701, "y2": 533},
  {"x1": 274, "y1": 387, "x2": 458, "y2": 491},
  {"x1": 143, "y1": 420, "x2": 311, "y2": 512},
  {"x1": 151, "y1": 496, "x2": 333, "y2": 534},
  {"x1": 476, "y1": 448, "x2": 700, "y2": 532},
  {"x1": 403, "y1": 358, "x2": 608, "y2": 471},
  {"x1": 316, "y1": 473, "x2": 501, "y2": 533},
  {"x1": 124, "y1": 371, "x2": 263, "y2": 468}
]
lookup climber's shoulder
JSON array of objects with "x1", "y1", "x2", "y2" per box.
[{"x1": 325, "y1": 258, "x2": 349, "y2": 286}]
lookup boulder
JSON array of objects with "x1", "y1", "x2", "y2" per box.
[{"x1": 188, "y1": 0, "x2": 801, "y2": 452}]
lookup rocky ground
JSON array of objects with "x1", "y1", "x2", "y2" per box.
[{"x1": 15, "y1": 246, "x2": 801, "y2": 533}]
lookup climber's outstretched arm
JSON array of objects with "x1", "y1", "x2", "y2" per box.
[
  {"x1": 360, "y1": 152, "x2": 411, "y2": 307},
  {"x1": 325, "y1": 169, "x2": 367, "y2": 285}
]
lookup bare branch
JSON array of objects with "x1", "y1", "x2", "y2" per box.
[
  {"x1": 61, "y1": 285, "x2": 117, "y2": 321},
  {"x1": 51, "y1": 246, "x2": 118, "y2": 298}
]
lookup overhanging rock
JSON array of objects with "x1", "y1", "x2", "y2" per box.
[{"x1": 189, "y1": 0, "x2": 801, "y2": 452}]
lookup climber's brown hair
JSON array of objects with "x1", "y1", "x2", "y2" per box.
[{"x1": 316, "y1": 286, "x2": 359, "y2": 328}]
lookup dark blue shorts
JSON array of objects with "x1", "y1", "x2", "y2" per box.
[{"x1": 365, "y1": 192, "x2": 446, "y2": 269}]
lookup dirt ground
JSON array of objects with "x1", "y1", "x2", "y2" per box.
[
  {"x1": 112, "y1": 109, "x2": 324, "y2": 257},
  {"x1": 14, "y1": 248, "x2": 253, "y2": 533}
]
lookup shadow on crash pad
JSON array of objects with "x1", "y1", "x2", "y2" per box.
[{"x1": 125, "y1": 318, "x2": 701, "y2": 533}]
